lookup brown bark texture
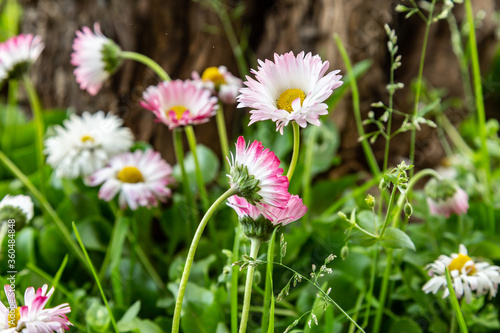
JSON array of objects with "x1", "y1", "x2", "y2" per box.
[{"x1": 18, "y1": 0, "x2": 500, "y2": 173}]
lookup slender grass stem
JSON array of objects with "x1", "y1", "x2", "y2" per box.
[
  {"x1": 0, "y1": 151, "x2": 88, "y2": 271},
  {"x1": 301, "y1": 126, "x2": 317, "y2": 223},
  {"x1": 383, "y1": 46, "x2": 395, "y2": 171},
  {"x1": 372, "y1": 250, "x2": 393, "y2": 333},
  {"x1": 216, "y1": 101, "x2": 231, "y2": 173},
  {"x1": 120, "y1": 51, "x2": 171, "y2": 81},
  {"x1": 172, "y1": 187, "x2": 239, "y2": 333},
  {"x1": 22, "y1": 76, "x2": 46, "y2": 196},
  {"x1": 445, "y1": 268, "x2": 469, "y2": 333},
  {"x1": 2, "y1": 79, "x2": 18, "y2": 154},
  {"x1": 239, "y1": 238, "x2": 262, "y2": 333},
  {"x1": 334, "y1": 34, "x2": 380, "y2": 176},
  {"x1": 286, "y1": 122, "x2": 300, "y2": 180},
  {"x1": 185, "y1": 125, "x2": 210, "y2": 212},
  {"x1": 378, "y1": 187, "x2": 397, "y2": 239},
  {"x1": 231, "y1": 224, "x2": 242, "y2": 333},
  {"x1": 261, "y1": 229, "x2": 278, "y2": 332},
  {"x1": 409, "y1": 0, "x2": 435, "y2": 177},
  {"x1": 362, "y1": 247, "x2": 379, "y2": 328},
  {"x1": 73, "y1": 223, "x2": 119, "y2": 333}
]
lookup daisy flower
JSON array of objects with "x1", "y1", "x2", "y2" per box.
[
  {"x1": 1, "y1": 284, "x2": 72, "y2": 332},
  {"x1": 87, "y1": 149, "x2": 172, "y2": 210},
  {"x1": 237, "y1": 51, "x2": 343, "y2": 134},
  {"x1": 0, "y1": 194, "x2": 34, "y2": 224},
  {"x1": 424, "y1": 178, "x2": 469, "y2": 218},
  {"x1": 192, "y1": 66, "x2": 242, "y2": 104},
  {"x1": 44, "y1": 111, "x2": 134, "y2": 179},
  {"x1": 141, "y1": 79, "x2": 218, "y2": 130},
  {"x1": 0, "y1": 34, "x2": 44, "y2": 82},
  {"x1": 227, "y1": 136, "x2": 290, "y2": 209},
  {"x1": 422, "y1": 244, "x2": 500, "y2": 304},
  {"x1": 71, "y1": 23, "x2": 122, "y2": 95}
]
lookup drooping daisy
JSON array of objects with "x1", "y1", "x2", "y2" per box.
[
  {"x1": 237, "y1": 51, "x2": 343, "y2": 134},
  {"x1": 227, "y1": 136, "x2": 290, "y2": 209},
  {"x1": 0, "y1": 34, "x2": 44, "y2": 83},
  {"x1": 71, "y1": 23, "x2": 122, "y2": 95},
  {"x1": 87, "y1": 149, "x2": 173, "y2": 210},
  {"x1": 422, "y1": 244, "x2": 500, "y2": 304},
  {"x1": 44, "y1": 111, "x2": 134, "y2": 179},
  {"x1": 424, "y1": 178, "x2": 469, "y2": 218},
  {"x1": 1, "y1": 284, "x2": 72, "y2": 332},
  {"x1": 228, "y1": 194, "x2": 307, "y2": 242},
  {"x1": 141, "y1": 79, "x2": 218, "y2": 130},
  {"x1": 0, "y1": 194, "x2": 34, "y2": 225},
  {"x1": 192, "y1": 66, "x2": 242, "y2": 104}
]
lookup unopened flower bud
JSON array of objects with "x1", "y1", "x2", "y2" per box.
[
  {"x1": 365, "y1": 194, "x2": 375, "y2": 208},
  {"x1": 404, "y1": 202, "x2": 413, "y2": 217},
  {"x1": 341, "y1": 245, "x2": 349, "y2": 260}
]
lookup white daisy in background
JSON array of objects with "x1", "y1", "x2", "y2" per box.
[
  {"x1": 422, "y1": 244, "x2": 500, "y2": 304},
  {"x1": 44, "y1": 111, "x2": 134, "y2": 179},
  {"x1": 0, "y1": 33, "x2": 44, "y2": 82},
  {"x1": 192, "y1": 66, "x2": 242, "y2": 104},
  {"x1": 87, "y1": 149, "x2": 173, "y2": 210},
  {"x1": 0, "y1": 194, "x2": 34, "y2": 223},
  {"x1": 71, "y1": 23, "x2": 122, "y2": 96},
  {"x1": 141, "y1": 79, "x2": 218, "y2": 130},
  {"x1": 237, "y1": 51, "x2": 343, "y2": 134},
  {"x1": 0, "y1": 284, "x2": 72, "y2": 332},
  {"x1": 227, "y1": 136, "x2": 290, "y2": 209}
]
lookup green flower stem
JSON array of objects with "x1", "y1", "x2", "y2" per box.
[
  {"x1": 97, "y1": 208, "x2": 125, "y2": 282},
  {"x1": 383, "y1": 46, "x2": 396, "y2": 171},
  {"x1": 301, "y1": 126, "x2": 318, "y2": 223},
  {"x1": 286, "y1": 121, "x2": 300, "y2": 180},
  {"x1": 120, "y1": 51, "x2": 171, "y2": 81},
  {"x1": 362, "y1": 247, "x2": 379, "y2": 328},
  {"x1": 22, "y1": 76, "x2": 46, "y2": 196},
  {"x1": 231, "y1": 224, "x2": 242, "y2": 333},
  {"x1": 239, "y1": 238, "x2": 262, "y2": 333},
  {"x1": 378, "y1": 186, "x2": 397, "y2": 239},
  {"x1": 185, "y1": 125, "x2": 210, "y2": 212},
  {"x1": 445, "y1": 268, "x2": 469, "y2": 333},
  {"x1": 0, "y1": 151, "x2": 88, "y2": 271},
  {"x1": 2, "y1": 79, "x2": 18, "y2": 154},
  {"x1": 465, "y1": 0, "x2": 493, "y2": 230},
  {"x1": 372, "y1": 249, "x2": 393, "y2": 333},
  {"x1": 409, "y1": 0, "x2": 435, "y2": 177},
  {"x1": 173, "y1": 129, "x2": 198, "y2": 232},
  {"x1": 260, "y1": 228, "x2": 278, "y2": 332},
  {"x1": 172, "y1": 187, "x2": 239, "y2": 333},
  {"x1": 216, "y1": 101, "x2": 231, "y2": 173},
  {"x1": 73, "y1": 222, "x2": 120, "y2": 333},
  {"x1": 334, "y1": 34, "x2": 380, "y2": 177}
]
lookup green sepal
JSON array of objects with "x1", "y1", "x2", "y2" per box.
[
  {"x1": 240, "y1": 214, "x2": 276, "y2": 243},
  {"x1": 230, "y1": 163, "x2": 262, "y2": 205},
  {"x1": 102, "y1": 41, "x2": 123, "y2": 74}
]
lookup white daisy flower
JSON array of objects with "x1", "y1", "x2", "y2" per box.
[
  {"x1": 44, "y1": 111, "x2": 134, "y2": 179},
  {"x1": 237, "y1": 51, "x2": 343, "y2": 134},
  {"x1": 0, "y1": 34, "x2": 44, "y2": 82},
  {"x1": 192, "y1": 66, "x2": 242, "y2": 104},
  {"x1": 423, "y1": 244, "x2": 500, "y2": 304},
  {"x1": 0, "y1": 194, "x2": 34, "y2": 223},
  {"x1": 87, "y1": 149, "x2": 173, "y2": 210}
]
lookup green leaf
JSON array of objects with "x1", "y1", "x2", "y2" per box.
[
  {"x1": 380, "y1": 227, "x2": 415, "y2": 250},
  {"x1": 117, "y1": 301, "x2": 141, "y2": 330},
  {"x1": 389, "y1": 317, "x2": 423, "y2": 333},
  {"x1": 85, "y1": 302, "x2": 111, "y2": 332}
]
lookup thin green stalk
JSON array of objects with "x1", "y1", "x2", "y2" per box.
[
  {"x1": 439, "y1": 115, "x2": 474, "y2": 156},
  {"x1": 261, "y1": 229, "x2": 278, "y2": 332},
  {"x1": 445, "y1": 268, "x2": 469, "y2": 333},
  {"x1": 216, "y1": 101, "x2": 231, "y2": 173},
  {"x1": 301, "y1": 125, "x2": 317, "y2": 223},
  {"x1": 0, "y1": 151, "x2": 88, "y2": 271},
  {"x1": 120, "y1": 51, "x2": 170, "y2": 81},
  {"x1": 2, "y1": 79, "x2": 18, "y2": 153},
  {"x1": 231, "y1": 224, "x2": 242, "y2": 333},
  {"x1": 378, "y1": 186, "x2": 397, "y2": 239},
  {"x1": 173, "y1": 129, "x2": 198, "y2": 232},
  {"x1": 348, "y1": 290, "x2": 365, "y2": 333},
  {"x1": 334, "y1": 34, "x2": 380, "y2": 176},
  {"x1": 127, "y1": 230, "x2": 165, "y2": 290},
  {"x1": 362, "y1": 247, "x2": 379, "y2": 328},
  {"x1": 97, "y1": 209, "x2": 125, "y2": 282},
  {"x1": 22, "y1": 76, "x2": 46, "y2": 196},
  {"x1": 239, "y1": 238, "x2": 262, "y2": 333},
  {"x1": 73, "y1": 223, "x2": 120, "y2": 333},
  {"x1": 372, "y1": 250, "x2": 393, "y2": 333},
  {"x1": 383, "y1": 47, "x2": 395, "y2": 171},
  {"x1": 185, "y1": 125, "x2": 210, "y2": 212},
  {"x1": 286, "y1": 121, "x2": 300, "y2": 180},
  {"x1": 172, "y1": 187, "x2": 239, "y2": 333},
  {"x1": 409, "y1": 0, "x2": 435, "y2": 177},
  {"x1": 464, "y1": 0, "x2": 493, "y2": 230}
]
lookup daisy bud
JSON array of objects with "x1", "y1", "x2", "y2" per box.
[
  {"x1": 424, "y1": 179, "x2": 469, "y2": 218},
  {"x1": 0, "y1": 195, "x2": 34, "y2": 229}
]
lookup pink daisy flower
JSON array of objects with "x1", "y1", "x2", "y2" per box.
[
  {"x1": 192, "y1": 66, "x2": 242, "y2": 104},
  {"x1": 0, "y1": 34, "x2": 44, "y2": 82},
  {"x1": 425, "y1": 179, "x2": 469, "y2": 218},
  {"x1": 71, "y1": 23, "x2": 122, "y2": 96},
  {"x1": 227, "y1": 136, "x2": 290, "y2": 209},
  {"x1": 1, "y1": 284, "x2": 72, "y2": 332},
  {"x1": 141, "y1": 79, "x2": 218, "y2": 130},
  {"x1": 88, "y1": 149, "x2": 173, "y2": 210},
  {"x1": 237, "y1": 51, "x2": 343, "y2": 134}
]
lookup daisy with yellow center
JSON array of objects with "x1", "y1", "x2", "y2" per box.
[
  {"x1": 141, "y1": 79, "x2": 218, "y2": 130},
  {"x1": 237, "y1": 51, "x2": 343, "y2": 134},
  {"x1": 192, "y1": 66, "x2": 243, "y2": 104},
  {"x1": 87, "y1": 149, "x2": 173, "y2": 210},
  {"x1": 422, "y1": 244, "x2": 500, "y2": 303}
]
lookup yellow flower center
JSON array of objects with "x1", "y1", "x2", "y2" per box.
[
  {"x1": 168, "y1": 105, "x2": 188, "y2": 120},
  {"x1": 8, "y1": 306, "x2": 20, "y2": 328},
  {"x1": 448, "y1": 254, "x2": 477, "y2": 275},
  {"x1": 276, "y1": 88, "x2": 306, "y2": 113},
  {"x1": 201, "y1": 67, "x2": 226, "y2": 89},
  {"x1": 117, "y1": 166, "x2": 144, "y2": 183},
  {"x1": 81, "y1": 135, "x2": 95, "y2": 143}
]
